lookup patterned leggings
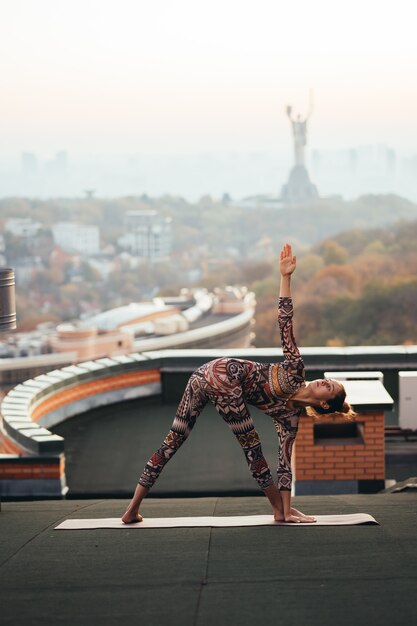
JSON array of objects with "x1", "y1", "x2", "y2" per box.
[{"x1": 138, "y1": 359, "x2": 274, "y2": 491}]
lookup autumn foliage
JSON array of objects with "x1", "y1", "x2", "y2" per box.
[{"x1": 252, "y1": 220, "x2": 417, "y2": 347}]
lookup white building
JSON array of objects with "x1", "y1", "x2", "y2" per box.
[
  {"x1": 5, "y1": 218, "x2": 42, "y2": 237},
  {"x1": 118, "y1": 210, "x2": 171, "y2": 260},
  {"x1": 52, "y1": 222, "x2": 100, "y2": 256}
]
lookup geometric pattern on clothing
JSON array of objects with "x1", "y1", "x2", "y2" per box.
[
  {"x1": 276, "y1": 470, "x2": 293, "y2": 491},
  {"x1": 251, "y1": 457, "x2": 269, "y2": 475},
  {"x1": 241, "y1": 442, "x2": 272, "y2": 490},
  {"x1": 139, "y1": 362, "x2": 275, "y2": 491},
  {"x1": 203, "y1": 357, "x2": 246, "y2": 398},
  {"x1": 237, "y1": 433, "x2": 273, "y2": 489},
  {"x1": 164, "y1": 431, "x2": 186, "y2": 448},
  {"x1": 237, "y1": 431, "x2": 261, "y2": 449},
  {"x1": 218, "y1": 414, "x2": 257, "y2": 434},
  {"x1": 278, "y1": 296, "x2": 301, "y2": 360},
  {"x1": 272, "y1": 420, "x2": 296, "y2": 491},
  {"x1": 269, "y1": 296, "x2": 305, "y2": 398},
  {"x1": 245, "y1": 443, "x2": 265, "y2": 462},
  {"x1": 138, "y1": 296, "x2": 305, "y2": 493},
  {"x1": 270, "y1": 363, "x2": 299, "y2": 399},
  {"x1": 149, "y1": 451, "x2": 164, "y2": 467}
]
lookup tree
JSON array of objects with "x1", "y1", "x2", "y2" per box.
[{"x1": 320, "y1": 240, "x2": 348, "y2": 265}]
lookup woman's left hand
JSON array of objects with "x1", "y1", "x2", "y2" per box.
[
  {"x1": 280, "y1": 243, "x2": 296, "y2": 277},
  {"x1": 290, "y1": 506, "x2": 316, "y2": 523}
]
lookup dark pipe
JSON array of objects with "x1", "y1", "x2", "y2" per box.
[{"x1": 0, "y1": 268, "x2": 16, "y2": 331}]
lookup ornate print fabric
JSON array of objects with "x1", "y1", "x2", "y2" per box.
[{"x1": 138, "y1": 296, "x2": 305, "y2": 492}]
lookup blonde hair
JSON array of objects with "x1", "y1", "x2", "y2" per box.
[{"x1": 306, "y1": 402, "x2": 357, "y2": 420}]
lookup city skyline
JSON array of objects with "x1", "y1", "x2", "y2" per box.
[{"x1": 1, "y1": 143, "x2": 416, "y2": 201}]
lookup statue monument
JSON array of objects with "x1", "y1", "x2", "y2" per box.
[{"x1": 281, "y1": 100, "x2": 319, "y2": 203}]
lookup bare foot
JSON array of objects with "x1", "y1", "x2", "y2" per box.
[
  {"x1": 284, "y1": 514, "x2": 303, "y2": 523},
  {"x1": 290, "y1": 507, "x2": 316, "y2": 522},
  {"x1": 285, "y1": 514, "x2": 316, "y2": 523},
  {"x1": 298, "y1": 515, "x2": 316, "y2": 523},
  {"x1": 121, "y1": 512, "x2": 143, "y2": 524}
]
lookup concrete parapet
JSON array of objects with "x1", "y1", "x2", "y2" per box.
[{"x1": 0, "y1": 352, "x2": 162, "y2": 497}]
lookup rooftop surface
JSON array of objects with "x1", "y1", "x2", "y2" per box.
[{"x1": 0, "y1": 493, "x2": 416, "y2": 626}]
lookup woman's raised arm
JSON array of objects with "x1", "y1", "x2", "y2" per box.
[{"x1": 278, "y1": 244, "x2": 302, "y2": 363}]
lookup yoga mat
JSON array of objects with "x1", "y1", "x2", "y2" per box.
[{"x1": 55, "y1": 513, "x2": 378, "y2": 530}]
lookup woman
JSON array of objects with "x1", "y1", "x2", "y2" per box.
[{"x1": 122, "y1": 243, "x2": 352, "y2": 524}]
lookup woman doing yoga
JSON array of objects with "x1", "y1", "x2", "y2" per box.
[{"x1": 122, "y1": 243, "x2": 352, "y2": 524}]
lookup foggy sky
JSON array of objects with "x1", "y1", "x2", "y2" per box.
[{"x1": 1, "y1": 0, "x2": 416, "y2": 159}]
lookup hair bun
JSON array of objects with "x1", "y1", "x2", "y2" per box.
[{"x1": 341, "y1": 402, "x2": 350, "y2": 413}]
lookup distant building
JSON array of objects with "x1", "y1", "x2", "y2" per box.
[
  {"x1": 118, "y1": 210, "x2": 171, "y2": 260},
  {"x1": 88, "y1": 256, "x2": 114, "y2": 280},
  {"x1": 52, "y1": 222, "x2": 100, "y2": 256},
  {"x1": 239, "y1": 195, "x2": 283, "y2": 210},
  {"x1": 5, "y1": 218, "x2": 42, "y2": 238},
  {"x1": 85, "y1": 301, "x2": 179, "y2": 332},
  {"x1": 49, "y1": 324, "x2": 133, "y2": 361},
  {"x1": 46, "y1": 151, "x2": 68, "y2": 176},
  {"x1": 311, "y1": 144, "x2": 397, "y2": 178},
  {"x1": 21, "y1": 152, "x2": 38, "y2": 176},
  {"x1": 14, "y1": 257, "x2": 43, "y2": 287},
  {"x1": 0, "y1": 286, "x2": 255, "y2": 368}
]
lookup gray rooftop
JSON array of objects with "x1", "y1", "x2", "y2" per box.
[{"x1": 0, "y1": 493, "x2": 415, "y2": 626}]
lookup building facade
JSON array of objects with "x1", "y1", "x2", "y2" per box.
[
  {"x1": 52, "y1": 222, "x2": 100, "y2": 256},
  {"x1": 118, "y1": 210, "x2": 171, "y2": 260}
]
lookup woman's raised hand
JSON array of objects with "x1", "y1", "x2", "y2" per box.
[{"x1": 280, "y1": 243, "x2": 296, "y2": 277}]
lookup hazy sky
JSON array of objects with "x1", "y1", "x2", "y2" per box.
[{"x1": 1, "y1": 0, "x2": 416, "y2": 157}]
